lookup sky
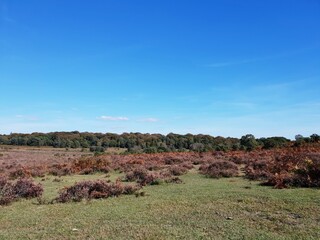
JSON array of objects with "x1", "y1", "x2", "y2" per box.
[{"x1": 0, "y1": 0, "x2": 319, "y2": 138}]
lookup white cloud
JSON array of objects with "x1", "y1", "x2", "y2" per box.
[
  {"x1": 98, "y1": 116, "x2": 129, "y2": 121},
  {"x1": 15, "y1": 115, "x2": 38, "y2": 121},
  {"x1": 139, "y1": 118, "x2": 159, "y2": 122}
]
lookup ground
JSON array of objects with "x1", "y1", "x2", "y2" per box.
[{"x1": 0, "y1": 170, "x2": 319, "y2": 240}]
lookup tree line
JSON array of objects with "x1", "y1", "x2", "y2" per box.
[{"x1": 0, "y1": 131, "x2": 318, "y2": 153}]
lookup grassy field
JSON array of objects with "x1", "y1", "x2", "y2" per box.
[
  {"x1": 0, "y1": 171, "x2": 319, "y2": 240},
  {"x1": 0, "y1": 146, "x2": 126, "y2": 170}
]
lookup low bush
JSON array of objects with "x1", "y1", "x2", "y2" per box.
[
  {"x1": 0, "y1": 178, "x2": 43, "y2": 205},
  {"x1": 165, "y1": 177, "x2": 183, "y2": 184},
  {"x1": 124, "y1": 167, "x2": 161, "y2": 186},
  {"x1": 265, "y1": 153, "x2": 320, "y2": 188},
  {"x1": 55, "y1": 180, "x2": 140, "y2": 203},
  {"x1": 245, "y1": 159, "x2": 271, "y2": 180},
  {"x1": 168, "y1": 165, "x2": 189, "y2": 176},
  {"x1": 12, "y1": 178, "x2": 44, "y2": 198},
  {"x1": 71, "y1": 157, "x2": 111, "y2": 174},
  {"x1": 30, "y1": 167, "x2": 46, "y2": 178},
  {"x1": 48, "y1": 164, "x2": 73, "y2": 176},
  {"x1": 9, "y1": 167, "x2": 31, "y2": 179},
  {"x1": 199, "y1": 160, "x2": 239, "y2": 178},
  {"x1": 0, "y1": 182, "x2": 15, "y2": 205},
  {"x1": 244, "y1": 152, "x2": 320, "y2": 188}
]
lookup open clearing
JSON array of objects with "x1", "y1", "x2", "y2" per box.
[{"x1": 0, "y1": 171, "x2": 319, "y2": 240}]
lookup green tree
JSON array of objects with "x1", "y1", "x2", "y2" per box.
[
  {"x1": 240, "y1": 134, "x2": 259, "y2": 151},
  {"x1": 310, "y1": 134, "x2": 320, "y2": 143}
]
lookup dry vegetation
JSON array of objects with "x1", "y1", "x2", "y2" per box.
[
  {"x1": 0, "y1": 144, "x2": 320, "y2": 239},
  {"x1": 1, "y1": 144, "x2": 320, "y2": 206}
]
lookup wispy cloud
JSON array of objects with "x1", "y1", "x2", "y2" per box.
[
  {"x1": 138, "y1": 118, "x2": 159, "y2": 122},
  {"x1": 98, "y1": 116, "x2": 129, "y2": 121}
]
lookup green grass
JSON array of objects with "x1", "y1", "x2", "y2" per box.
[{"x1": 0, "y1": 172, "x2": 319, "y2": 239}]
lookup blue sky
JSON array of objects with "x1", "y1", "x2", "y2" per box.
[{"x1": 0, "y1": 0, "x2": 319, "y2": 138}]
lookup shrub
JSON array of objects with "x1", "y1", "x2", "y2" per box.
[
  {"x1": 124, "y1": 167, "x2": 161, "y2": 186},
  {"x1": 168, "y1": 165, "x2": 189, "y2": 176},
  {"x1": 9, "y1": 167, "x2": 31, "y2": 179},
  {"x1": 48, "y1": 164, "x2": 72, "y2": 176},
  {"x1": 71, "y1": 157, "x2": 111, "y2": 174},
  {"x1": 89, "y1": 146, "x2": 105, "y2": 153},
  {"x1": 293, "y1": 154, "x2": 320, "y2": 187},
  {"x1": 230, "y1": 156, "x2": 247, "y2": 164},
  {"x1": 30, "y1": 167, "x2": 46, "y2": 178},
  {"x1": 123, "y1": 184, "x2": 141, "y2": 194},
  {"x1": 165, "y1": 177, "x2": 183, "y2": 184},
  {"x1": 0, "y1": 182, "x2": 15, "y2": 205},
  {"x1": 13, "y1": 178, "x2": 44, "y2": 198},
  {"x1": 79, "y1": 168, "x2": 94, "y2": 175},
  {"x1": 125, "y1": 167, "x2": 148, "y2": 182},
  {"x1": 164, "y1": 157, "x2": 183, "y2": 165},
  {"x1": 245, "y1": 152, "x2": 320, "y2": 188},
  {"x1": 55, "y1": 180, "x2": 140, "y2": 203},
  {"x1": 245, "y1": 159, "x2": 271, "y2": 180},
  {"x1": 266, "y1": 153, "x2": 320, "y2": 188},
  {"x1": 0, "y1": 176, "x2": 8, "y2": 190},
  {"x1": 0, "y1": 178, "x2": 43, "y2": 205},
  {"x1": 199, "y1": 160, "x2": 238, "y2": 178}
]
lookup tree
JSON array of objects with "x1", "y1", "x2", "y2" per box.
[
  {"x1": 260, "y1": 137, "x2": 289, "y2": 149},
  {"x1": 27, "y1": 137, "x2": 44, "y2": 147},
  {"x1": 190, "y1": 143, "x2": 205, "y2": 152},
  {"x1": 240, "y1": 134, "x2": 259, "y2": 151},
  {"x1": 294, "y1": 134, "x2": 305, "y2": 146},
  {"x1": 90, "y1": 146, "x2": 105, "y2": 153},
  {"x1": 310, "y1": 134, "x2": 320, "y2": 143},
  {"x1": 295, "y1": 134, "x2": 304, "y2": 141},
  {"x1": 144, "y1": 147, "x2": 157, "y2": 154}
]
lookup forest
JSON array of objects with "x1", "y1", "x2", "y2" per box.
[{"x1": 1, "y1": 131, "x2": 317, "y2": 153}]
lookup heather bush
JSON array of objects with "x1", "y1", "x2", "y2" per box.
[
  {"x1": 30, "y1": 167, "x2": 46, "y2": 178},
  {"x1": 71, "y1": 157, "x2": 111, "y2": 174},
  {"x1": 123, "y1": 184, "x2": 141, "y2": 194},
  {"x1": 191, "y1": 157, "x2": 204, "y2": 165},
  {"x1": 124, "y1": 167, "x2": 162, "y2": 186},
  {"x1": 165, "y1": 177, "x2": 183, "y2": 184},
  {"x1": 0, "y1": 176, "x2": 7, "y2": 189},
  {"x1": 125, "y1": 167, "x2": 148, "y2": 182},
  {"x1": 230, "y1": 156, "x2": 247, "y2": 164},
  {"x1": 9, "y1": 167, "x2": 31, "y2": 179},
  {"x1": 245, "y1": 159, "x2": 271, "y2": 180},
  {"x1": 244, "y1": 152, "x2": 320, "y2": 188},
  {"x1": 164, "y1": 157, "x2": 184, "y2": 165},
  {"x1": 168, "y1": 165, "x2": 189, "y2": 176},
  {"x1": 12, "y1": 178, "x2": 44, "y2": 198},
  {"x1": 55, "y1": 180, "x2": 140, "y2": 203},
  {"x1": 0, "y1": 177, "x2": 15, "y2": 205},
  {"x1": 0, "y1": 178, "x2": 43, "y2": 205},
  {"x1": 199, "y1": 160, "x2": 238, "y2": 178},
  {"x1": 293, "y1": 154, "x2": 320, "y2": 186},
  {"x1": 48, "y1": 164, "x2": 73, "y2": 176},
  {"x1": 266, "y1": 153, "x2": 320, "y2": 188},
  {"x1": 79, "y1": 168, "x2": 94, "y2": 175}
]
